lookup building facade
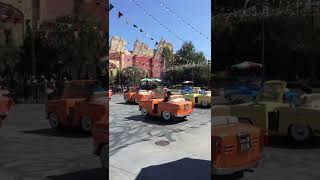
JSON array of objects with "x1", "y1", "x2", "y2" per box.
[
  {"x1": 109, "y1": 35, "x2": 172, "y2": 79},
  {"x1": 0, "y1": 0, "x2": 75, "y2": 47}
]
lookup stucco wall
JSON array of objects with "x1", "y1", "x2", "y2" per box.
[{"x1": 41, "y1": 0, "x2": 73, "y2": 22}]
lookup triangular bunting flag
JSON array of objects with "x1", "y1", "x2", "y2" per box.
[
  {"x1": 150, "y1": 38, "x2": 154, "y2": 40},
  {"x1": 109, "y1": 4, "x2": 114, "y2": 11},
  {"x1": 133, "y1": 24, "x2": 138, "y2": 28},
  {"x1": 139, "y1": 29, "x2": 143, "y2": 32},
  {"x1": 155, "y1": 42, "x2": 158, "y2": 46},
  {"x1": 118, "y1": 12, "x2": 123, "y2": 18}
]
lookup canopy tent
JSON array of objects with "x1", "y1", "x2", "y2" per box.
[
  {"x1": 231, "y1": 61, "x2": 262, "y2": 70},
  {"x1": 141, "y1": 78, "x2": 162, "y2": 82},
  {"x1": 182, "y1": 81, "x2": 193, "y2": 84}
]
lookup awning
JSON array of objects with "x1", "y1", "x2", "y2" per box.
[{"x1": 231, "y1": 61, "x2": 262, "y2": 70}]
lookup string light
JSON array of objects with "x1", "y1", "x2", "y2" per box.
[
  {"x1": 159, "y1": 0, "x2": 210, "y2": 42},
  {"x1": 126, "y1": 0, "x2": 211, "y2": 60},
  {"x1": 109, "y1": 2, "x2": 211, "y2": 65}
]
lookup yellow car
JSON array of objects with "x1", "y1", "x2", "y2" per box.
[
  {"x1": 198, "y1": 91, "x2": 211, "y2": 107},
  {"x1": 230, "y1": 80, "x2": 320, "y2": 144},
  {"x1": 183, "y1": 87, "x2": 201, "y2": 105},
  {"x1": 183, "y1": 87, "x2": 211, "y2": 107}
]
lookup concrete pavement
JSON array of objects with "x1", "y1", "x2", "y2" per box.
[
  {"x1": 0, "y1": 104, "x2": 106, "y2": 180},
  {"x1": 109, "y1": 122, "x2": 211, "y2": 180}
]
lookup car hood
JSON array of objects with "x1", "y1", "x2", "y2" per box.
[
  {"x1": 212, "y1": 123, "x2": 260, "y2": 138},
  {"x1": 232, "y1": 101, "x2": 289, "y2": 108}
]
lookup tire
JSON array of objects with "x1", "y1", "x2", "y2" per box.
[
  {"x1": 80, "y1": 116, "x2": 93, "y2": 132},
  {"x1": 124, "y1": 96, "x2": 129, "y2": 103},
  {"x1": 162, "y1": 111, "x2": 171, "y2": 121},
  {"x1": 141, "y1": 108, "x2": 148, "y2": 117},
  {"x1": 48, "y1": 112, "x2": 60, "y2": 129},
  {"x1": 0, "y1": 115, "x2": 6, "y2": 121},
  {"x1": 288, "y1": 124, "x2": 312, "y2": 143},
  {"x1": 201, "y1": 101, "x2": 209, "y2": 107},
  {"x1": 234, "y1": 171, "x2": 244, "y2": 178},
  {"x1": 100, "y1": 144, "x2": 108, "y2": 170}
]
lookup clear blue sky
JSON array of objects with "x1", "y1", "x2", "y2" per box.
[{"x1": 109, "y1": 0, "x2": 211, "y2": 60}]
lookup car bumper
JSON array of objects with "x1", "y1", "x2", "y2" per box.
[
  {"x1": 174, "y1": 112, "x2": 192, "y2": 118},
  {"x1": 93, "y1": 145, "x2": 100, "y2": 156},
  {"x1": 0, "y1": 112, "x2": 8, "y2": 116},
  {"x1": 212, "y1": 158, "x2": 263, "y2": 175}
]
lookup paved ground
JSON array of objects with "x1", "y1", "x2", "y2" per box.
[
  {"x1": 109, "y1": 94, "x2": 211, "y2": 179},
  {"x1": 0, "y1": 104, "x2": 107, "y2": 180},
  {"x1": 109, "y1": 94, "x2": 211, "y2": 156},
  {"x1": 214, "y1": 143, "x2": 320, "y2": 180}
]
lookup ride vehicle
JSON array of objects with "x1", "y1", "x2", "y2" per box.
[
  {"x1": 138, "y1": 88, "x2": 193, "y2": 120},
  {"x1": 197, "y1": 91, "x2": 212, "y2": 107},
  {"x1": 45, "y1": 80, "x2": 108, "y2": 132},
  {"x1": 224, "y1": 84, "x2": 259, "y2": 104},
  {"x1": 212, "y1": 115, "x2": 267, "y2": 178},
  {"x1": 182, "y1": 87, "x2": 211, "y2": 107},
  {"x1": 108, "y1": 89, "x2": 112, "y2": 100},
  {"x1": 124, "y1": 79, "x2": 163, "y2": 104},
  {"x1": 170, "y1": 81, "x2": 194, "y2": 93},
  {"x1": 230, "y1": 80, "x2": 320, "y2": 143},
  {"x1": 92, "y1": 110, "x2": 108, "y2": 170},
  {"x1": 0, "y1": 89, "x2": 14, "y2": 127},
  {"x1": 123, "y1": 87, "x2": 151, "y2": 104}
]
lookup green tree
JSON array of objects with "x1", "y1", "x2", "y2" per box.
[
  {"x1": 18, "y1": 21, "x2": 34, "y2": 76},
  {"x1": 164, "y1": 41, "x2": 208, "y2": 86},
  {"x1": 121, "y1": 66, "x2": 147, "y2": 86},
  {"x1": 161, "y1": 47, "x2": 174, "y2": 68}
]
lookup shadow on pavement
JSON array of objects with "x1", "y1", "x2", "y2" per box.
[
  {"x1": 116, "y1": 102, "x2": 136, "y2": 105},
  {"x1": 212, "y1": 175, "x2": 239, "y2": 180},
  {"x1": 135, "y1": 158, "x2": 210, "y2": 180},
  {"x1": 267, "y1": 135, "x2": 320, "y2": 149},
  {"x1": 126, "y1": 115, "x2": 186, "y2": 125},
  {"x1": 20, "y1": 128, "x2": 91, "y2": 138},
  {"x1": 47, "y1": 168, "x2": 107, "y2": 180}
]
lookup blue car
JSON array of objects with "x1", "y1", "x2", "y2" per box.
[{"x1": 224, "y1": 84, "x2": 260, "y2": 103}]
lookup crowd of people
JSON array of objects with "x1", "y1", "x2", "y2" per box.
[{"x1": 0, "y1": 74, "x2": 70, "y2": 103}]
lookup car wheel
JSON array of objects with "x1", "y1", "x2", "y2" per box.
[
  {"x1": 162, "y1": 111, "x2": 171, "y2": 120},
  {"x1": 201, "y1": 101, "x2": 209, "y2": 107},
  {"x1": 289, "y1": 124, "x2": 312, "y2": 143},
  {"x1": 0, "y1": 115, "x2": 6, "y2": 121},
  {"x1": 234, "y1": 171, "x2": 244, "y2": 178},
  {"x1": 48, "y1": 112, "x2": 60, "y2": 129},
  {"x1": 124, "y1": 96, "x2": 129, "y2": 103},
  {"x1": 100, "y1": 144, "x2": 108, "y2": 170},
  {"x1": 141, "y1": 108, "x2": 148, "y2": 117},
  {"x1": 80, "y1": 116, "x2": 93, "y2": 132}
]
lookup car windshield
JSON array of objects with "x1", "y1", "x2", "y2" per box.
[
  {"x1": 258, "y1": 82, "x2": 284, "y2": 102},
  {"x1": 150, "y1": 88, "x2": 165, "y2": 99},
  {"x1": 129, "y1": 87, "x2": 136, "y2": 92}
]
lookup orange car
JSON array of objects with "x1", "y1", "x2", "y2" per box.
[
  {"x1": 138, "y1": 90, "x2": 193, "y2": 120},
  {"x1": 92, "y1": 117, "x2": 108, "y2": 169},
  {"x1": 212, "y1": 116, "x2": 267, "y2": 178},
  {"x1": 108, "y1": 89, "x2": 112, "y2": 100},
  {"x1": 45, "y1": 80, "x2": 108, "y2": 132},
  {"x1": 124, "y1": 87, "x2": 151, "y2": 104},
  {"x1": 0, "y1": 88, "x2": 14, "y2": 127}
]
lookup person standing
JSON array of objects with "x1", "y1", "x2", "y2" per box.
[{"x1": 31, "y1": 76, "x2": 38, "y2": 103}]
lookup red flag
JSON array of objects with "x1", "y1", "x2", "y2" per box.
[{"x1": 118, "y1": 12, "x2": 123, "y2": 18}]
